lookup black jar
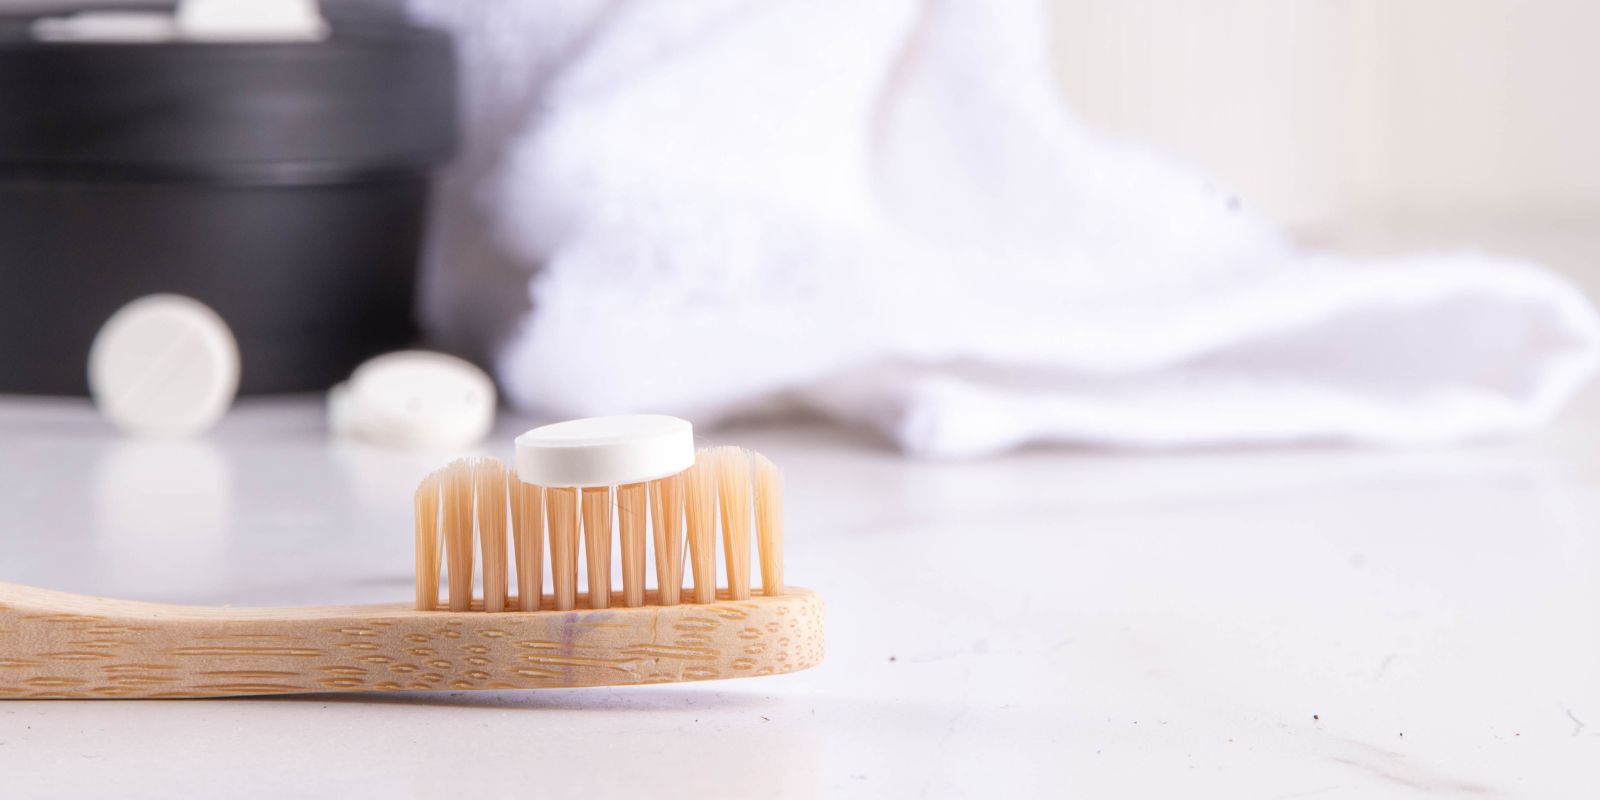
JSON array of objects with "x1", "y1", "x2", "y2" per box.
[{"x1": 0, "y1": 7, "x2": 456, "y2": 394}]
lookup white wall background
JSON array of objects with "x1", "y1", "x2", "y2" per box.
[{"x1": 1051, "y1": 0, "x2": 1600, "y2": 254}]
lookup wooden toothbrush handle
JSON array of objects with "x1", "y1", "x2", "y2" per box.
[{"x1": 0, "y1": 583, "x2": 823, "y2": 699}]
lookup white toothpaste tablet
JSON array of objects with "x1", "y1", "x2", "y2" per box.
[
  {"x1": 515, "y1": 414, "x2": 695, "y2": 488},
  {"x1": 88, "y1": 294, "x2": 240, "y2": 437},
  {"x1": 332, "y1": 350, "x2": 495, "y2": 449}
]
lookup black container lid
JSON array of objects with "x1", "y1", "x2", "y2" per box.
[{"x1": 0, "y1": 5, "x2": 456, "y2": 182}]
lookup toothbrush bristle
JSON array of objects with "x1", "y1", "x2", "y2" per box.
[
  {"x1": 476, "y1": 459, "x2": 509, "y2": 613},
  {"x1": 752, "y1": 452, "x2": 785, "y2": 597},
  {"x1": 414, "y1": 447, "x2": 787, "y2": 612},
  {"x1": 581, "y1": 486, "x2": 613, "y2": 609},
  {"x1": 617, "y1": 482, "x2": 648, "y2": 607},
  {"x1": 414, "y1": 472, "x2": 441, "y2": 611},
  {"x1": 683, "y1": 452, "x2": 719, "y2": 604},
  {"x1": 713, "y1": 447, "x2": 753, "y2": 600},
  {"x1": 508, "y1": 470, "x2": 543, "y2": 611},
  {"x1": 649, "y1": 474, "x2": 685, "y2": 605},
  {"x1": 442, "y1": 459, "x2": 478, "y2": 612},
  {"x1": 546, "y1": 487, "x2": 579, "y2": 611}
]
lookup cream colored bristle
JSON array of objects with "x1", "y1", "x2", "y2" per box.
[
  {"x1": 713, "y1": 447, "x2": 753, "y2": 600},
  {"x1": 617, "y1": 482, "x2": 648, "y2": 607},
  {"x1": 442, "y1": 459, "x2": 478, "y2": 613},
  {"x1": 508, "y1": 472, "x2": 544, "y2": 612},
  {"x1": 476, "y1": 459, "x2": 509, "y2": 613},
  {"x1": 752, "y1": 452, "x2": 785, "y2": 596},
  {"x1": 581, "y1": 486, "x2": 613, "y2": 609},
  {"x1": 414, "y1": 450, "x2": 785, "y2": 613},
  {"x1": 649, "y1": 474, "x2": 685, "y2": 605},
  {"x1": 545, "y1": 487, "x2": 579, "y2": 611},
  {"x1": 683, "y1": 451, "x2": 719, "y2": 604},
  {"x1": 413, "y1": 472, "x2": 442, "y2": 611}
]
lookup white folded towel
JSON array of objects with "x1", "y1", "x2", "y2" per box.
[{"x1": 411, "y1": 0, "x2": 1600, "y2": 457}]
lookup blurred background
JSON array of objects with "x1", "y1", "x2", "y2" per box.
[
  {"x1": 5, "y1": 0, "x2": 1598, "y2": 456},
  {"x1": 1052, "y1": 0, "x2": 1600, "y2": 292}
]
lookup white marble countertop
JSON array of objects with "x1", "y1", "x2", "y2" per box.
[{"x1": 0, "y1": 394, "x2": 1597, "y2": 798}]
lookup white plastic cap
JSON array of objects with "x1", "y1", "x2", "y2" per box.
[
  {"x1": 330, "y1": 351, "x2": 496, "y2": 449},
  {"x1": 88, "y1": 294, "x2": 240, "y2": 437},
  {"x1": 514, "y1": 415, "x2": 695, "y2": 488}
]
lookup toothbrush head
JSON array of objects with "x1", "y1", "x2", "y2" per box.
[{"x1": 413, "y1": 445, "x2": 789, "y2": 613}]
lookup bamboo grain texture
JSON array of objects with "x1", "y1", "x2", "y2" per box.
[{"x1": 0, "y1": 582, "x2": 823, "y2": 699}]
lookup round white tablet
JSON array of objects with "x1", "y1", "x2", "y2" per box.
[
  {"x1": 332, "y1": 350, "x2": 495, "y2": 449},
  {"x1": 515, "y1": 414, "x2": 695, "y2": 487},
  {"x1": 88, "y1": 294, "x2": 240, "y2": 437}
]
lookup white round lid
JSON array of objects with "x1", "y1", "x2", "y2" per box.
[
  {"x1": 87, "y1": 294, "x2": 240, "y2": 437},
  {"x1": 333, "y1": 350, "x2": 496, "y2": 449},
  {"x1": 514, "y1": 415, "x2": 695, "y2": 487}
]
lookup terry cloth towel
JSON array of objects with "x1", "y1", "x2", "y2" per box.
[{"x1": 409, "y1": 0, "x2": 1600, "y2": 458}]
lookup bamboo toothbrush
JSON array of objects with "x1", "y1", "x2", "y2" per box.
[{"x1": 0, "y1": 416, "x2": 822, "y2": 699}]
